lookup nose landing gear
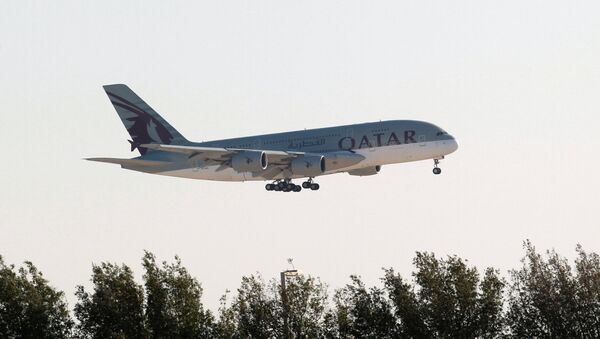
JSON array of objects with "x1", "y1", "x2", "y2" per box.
[{"x1": 432, "y1": 159, "x2": 442, "y2": 175}]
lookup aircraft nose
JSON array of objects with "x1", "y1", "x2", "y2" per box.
[
  {"x1": 440, "y1": 135, "x2": 458, "y2": 154},
  {"x1": 448, "y1": 136, "x2": 459, "y2": 153}
]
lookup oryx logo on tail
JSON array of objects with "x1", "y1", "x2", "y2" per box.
[
  {"x1": 102, "y1": 84, "x2": 188, "y2": 155},
  {"x1": 107, "y1": 91, "x2": 173, "y2": 154}
]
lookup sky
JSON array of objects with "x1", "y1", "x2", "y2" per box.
[{"x1": 1, "y1": 1, "x2": 599, "y2": 311}]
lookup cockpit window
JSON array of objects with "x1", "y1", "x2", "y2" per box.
[{"x1": 436, "y1": 131, "x2": 448, "y2": 136}]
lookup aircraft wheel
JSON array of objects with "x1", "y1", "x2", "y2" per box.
[
  {"x1": 302, "y1": 181, "x2": 311, "y2": 189},
  {"x1": 433, "y1": 167, "x2": 442, "y2": 175},
  {"x1": 310, "y1": 183, "x2": 320, "y2": 191},
  {"x1": 265, "y1": 184, "x2": 273, "y2": 191},
  {"x1": 293, "y1": 185, "x2": 302, "y2": 192},
  {"x1": 274, "y1": 185, "x2": 281, "y2": 191}
]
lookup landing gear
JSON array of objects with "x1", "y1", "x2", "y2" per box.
[
  {"x1": 266, "y1": 179, "x2": 302, "y2": 192},
  {"x1": 301, "y1": 178, "x2": 320, "y2": 190},
  {"x1": 433, "y1": 159, "x2": 442, "y2": 175},
  {"x1": 265, "y1": 178, "x2": 320, "y2": 192}
]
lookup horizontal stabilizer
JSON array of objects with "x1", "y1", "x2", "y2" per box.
[{"x1": 85, "y1": 157, "x2": 170, "y2": 167}]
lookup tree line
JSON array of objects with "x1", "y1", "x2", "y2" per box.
[{"x1": 2, "y1": 241, "x2": 600, "y2": 338}]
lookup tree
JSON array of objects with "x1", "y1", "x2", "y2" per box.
[
  {"x1": 142, "y1": 251, "x2": 214, "y2": 338},
  {"x1": 382, "y1": 269, "x2": 428, "y2": 338},
  {"x1": 573, "y1": 244, "x2": 600, "y2": 337},
  {"x1": 506, "y1": 241, "x2": 600, "y2": 338},
  {"x1": 74, "y1": 262, "x2": 147, "y2": 339},
  {"x1": 0, "y1": 256, "x2": 73, "y2": 338},
  {"x1": 215, "y1": 273, "x2": 330, "y2": 339},
  {"x1": 383, "y1": 252, "x2": 504, "y2": 339},
  {"x1": 279, "y1": 274, "x2": 329, "y2": 339},
  {"x1": 331, "y1": 275, "x2": 398, "y2": 339},
  {"x1": 231, "y1": 274, "x2": 280, "y2": 338},
  {"x1": 214, "y1": 290, "x2": 237, "y2": 339}
]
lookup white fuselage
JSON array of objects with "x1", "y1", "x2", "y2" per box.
[{"x1": 158, "y1": 138, "x2": 458, "y2": 182}]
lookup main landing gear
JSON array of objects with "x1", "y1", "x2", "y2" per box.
[
  {"x1": 301, "y1": 178, "x2": 320, "y2": 191},
  {"x1": 432, "y1": 158, "x2": 442, "y2": 175},
  {"x1": 265, "y1": 180, "x2": 300, "y2": 192},
  {"x1": 265, "y1": 178, "x2": 320, "y2": 192}
]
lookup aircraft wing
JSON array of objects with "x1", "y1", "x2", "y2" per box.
[
  {"x1": 140, "y1": 143, "x2": 303, "y2": 166},
  {"x1": 86, "y1": 157, "x2": 170, "y2": 167}
]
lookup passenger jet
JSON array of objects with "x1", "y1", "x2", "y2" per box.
[{"x1": 88, "y1": 84, "x2": 459, "y2": 192}]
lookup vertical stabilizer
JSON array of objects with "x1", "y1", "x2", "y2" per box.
[{"x1": 103, "y1": 84, "x2": 188, "y2": 155}]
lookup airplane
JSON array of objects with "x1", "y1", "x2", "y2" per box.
[{"x1": 87, "y1": 84, "x2": 459, "y2": 192}]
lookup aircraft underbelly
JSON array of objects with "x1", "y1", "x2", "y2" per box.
[
  {"x1": 157, "y1": 140, "x2": 450, "y2": 182},
  {"x1": 353, "y1": 140, "x2": 447, "y2": 166}
]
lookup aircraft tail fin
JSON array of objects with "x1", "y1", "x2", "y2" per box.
[{"x1": 103, "y1": 84, "x2": 189, "y2": 155}]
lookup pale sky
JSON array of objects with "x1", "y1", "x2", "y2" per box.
[{"x1": 1, "y1": 1, "x2": 599, "y2": 311}]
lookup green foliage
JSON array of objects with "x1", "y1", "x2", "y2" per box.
[
  {"x1": 383, "y1": 252, "x2": 505, "y2": 339},
  {"x1": 506, "y1": 240, "x2": 600, "y2": 338},
  {"x1": 332, "y1": 275, "x2": 398, "y2": 338},
  {"x1": 214, "y1": 291, "x2": 237, "y2": 339},
  {"x1": 74, "y1": 262, "x2": 147, "y2": 339},
  {"x1": 279, "y1": 274, "x2": 329, "y2": 338},
  {"x1": 573, "y1": 244, "x2": 600, "y2": 336},
  {"x1": 5, "y1": 242, "x2": 600, "y2": 338},
  {"x1": 0, "y1": 256, "x2": 73, "y2": 338},
  {"x1": 230, "y1": 274, "x2": 280, "y2": 338},
  {"x1": 142, "y1": 251, "x2": 214, "y2": 338},
  {"x1": 214, "y1": 273, "x2": 330, "y2": 339}
]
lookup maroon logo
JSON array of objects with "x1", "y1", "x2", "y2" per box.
[
  {"x1": 338, "y1": 130, "x2": 416, "y2": 150},
  {"x1": 107, "y1": 92, "x2": 173, "y2": 155}
]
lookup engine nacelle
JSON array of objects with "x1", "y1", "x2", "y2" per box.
[
  {"x1": 231, "y1": 151, "x2": 268, "y2": 172},
  {"x1": 324, "y1": 151, "x2": 365, "y2": 171},
  {"x1": 291, "y1": 155, "x2": 326, "y2": 177},
  {"x1": 348, "y1": 165, "x2": 381, "y2": 176}
]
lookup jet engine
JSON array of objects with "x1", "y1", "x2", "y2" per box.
[
  {"x1": 324, "y1": 151, "x2": 365, "y2": 171},
  {"x1": 348, "y1": 165, "x2": 381, "y2": 176},
  {"x1": 231, "y1": 151, "x2": 268, "y2": 172},
  {"x1": 291, "y1": 155, "x2": 326, "y2": 176}
]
